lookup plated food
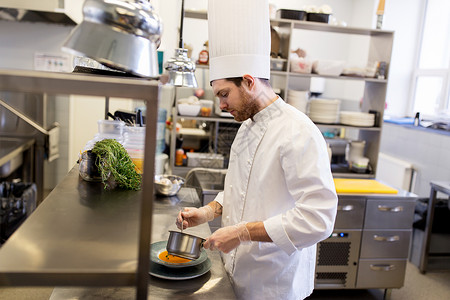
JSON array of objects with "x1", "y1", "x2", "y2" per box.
[{"x1": 149, "y1": 240, "x2": 211, "y2": 280}]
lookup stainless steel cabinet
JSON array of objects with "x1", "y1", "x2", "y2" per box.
[{"x1": 315, "y1": 192, "x2": 417, "y2": 292}]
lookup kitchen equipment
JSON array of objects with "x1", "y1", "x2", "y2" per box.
[
  {"x1": 177, "y1": 103, "x2": 201, "y2": 116},
  {"x1": 333, "y1": 178, "x2": 398, "y2": 194},
  {"x1": 306, "y1": 13, "x2": 330, "y2": 23},
  {"x1": 62, "y1": 0, "x2": 162, "y2": 77},
  {"x1": 270, "y1": 27, "x2": 281, "y2": 58},
  {"x1": 346, "y1": 140, "x2": 366, "y2": 169},
  {"x1": 186, "y1": 152, "x2": 224, "y2": 168},
  {"x1": 154, "y1": 175, "x2": 185, "y2": 196},
  {"x1": 164, "y1": 0, "x2": 198, "y2": 88},
  {"x1": 276, "y1": 9, "x2": 307, "y2": 20},
  {"x1": 340, "y1": 111, "x2": 375, "y2": 127},
  {"x1": 149, "y1": 257, "x2": 212, "y2": 280},
  {"x1": 78, "y1": 150, "x2": 102, "y2": 182},
  {"x1": 287, "y1": 90, "x2": 309, "y2": 113},
  {"x1": 308, "y1": 98, "x2": 341, "y2": 124},
  {"x1": 150, "y1": 240, "x2": 208, "y2": 268},
  {"x1": 351, "y1": 157, "x2": 370, "y2": 173},
  {"x1": 97, "y1": 120, "x2": 125, "y2": 135},
  {"x1": 166, "y1": 230, "x2": 206, "y2": 260}
]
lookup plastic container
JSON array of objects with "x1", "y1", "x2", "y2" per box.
[
  {"x1": 199, "y1": 100, "x2": 214, "y2": 117},
  {"x1": 290, "y1": 56, "x2": 312, "y2": 73},
  {"x1": 177, "y1": 103, "x2": 201, "y2": 116},
  {"x1": 127, "y1": 149, "x2": 145, "y2": 174},
  {"x1": 97, "y1": 120, "x2": 125, "y2": 135},
  {"x1": 306, "y1": 13, "x2": 330, "y2": 23},
  {"x1": 270, "y1": 58, "x2": 287, "y2": 71},
  {"x1": 312, "y1": 60, "x2": 345, "y2": 76},
  {"x1": 186, "y1": 152, "x2": 224, "y2": 168},
  {"x1": 277, "y1": 9, "x2": 306, "y2": 21}
]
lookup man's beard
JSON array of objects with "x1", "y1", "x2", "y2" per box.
[{"x1": 233, "y1": 88, "x2": 260, "y2": 122}]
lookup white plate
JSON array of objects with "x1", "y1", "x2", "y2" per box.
[{"x1": 149, "y1": 258, "x2": 212, "y2": 280}]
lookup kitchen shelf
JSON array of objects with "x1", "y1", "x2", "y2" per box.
[
  {"x1": 184, "y1": 10, "x2": 394, "y2": 179},
  {"x1": 0, "y1": 69, "x2": 159, "y2": 299},
  {"x1": 185, "y1": 10, "x2": 394, "y2": 36},
  {"x1": 176, "y1": 114, "x2": 238, "y2": 124},
  {"x1": 316, "y1": 124, "x2": 381, "y2": 132},
  {"x1": 285, "y1": 72, "x2": 388, "y2": 83}
]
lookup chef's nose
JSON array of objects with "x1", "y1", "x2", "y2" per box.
[{"x1": 219, "y1": 99, "x2": 227, "y2": 110}]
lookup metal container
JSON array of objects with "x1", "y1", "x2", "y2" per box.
[
  {"x1": 78, "y1": 150, "x2": 102, "y2": 182},
  {"x1": 154, "y1": 175, "x2": 185, "y2": 196},
  {"x1": 166, "y1": 230, "x2": 205, "y2": 260},
  {"x1": 62, "y1": 0, "x2": 162, "y2": 77}
]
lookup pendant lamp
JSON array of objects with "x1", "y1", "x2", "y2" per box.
[{"x1": 165, "y1": 0, "x2": 198, "y2": 87}]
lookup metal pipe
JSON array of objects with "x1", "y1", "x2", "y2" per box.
[
  {"x1": 179, "y1": 0, "x2": 185, "y2": 48},
  {"x1": 0, "y1": 98, "x2": 49, "y2": 135}
]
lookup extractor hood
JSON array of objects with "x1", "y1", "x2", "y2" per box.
[{"x1": 0, "y1": 0, "x2": 82, "y2": 25}]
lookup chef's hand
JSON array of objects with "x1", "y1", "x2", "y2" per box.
[
  {"x1": 204, "y1": 222, "x2": 251, "y2": 253},
  {"x1": 176, "y1": 206, "x2": 214, "y2": 230}
]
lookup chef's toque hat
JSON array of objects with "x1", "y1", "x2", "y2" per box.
[{"x1": 208, "y1": 0, "x2": 271, "y2": 82}]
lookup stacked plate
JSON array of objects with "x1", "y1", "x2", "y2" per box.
[
  {"x1": 149, "y1": 240, "x2": 211, "y2": 280},
  {"x1": 340, "y1": 111, "x2": 375, "y2": 127},
  {"x1": 287, "y1": 89, "x2": 309, "y2": 113},
  {"x1": 308, "y1": 98, "x2": 341, "y2": 124}
]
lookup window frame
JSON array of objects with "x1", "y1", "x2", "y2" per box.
[{"x1": 408, "y1": 0, "x2": 450, "y2": 119}]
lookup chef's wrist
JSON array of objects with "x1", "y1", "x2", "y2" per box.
[
  {"x1": 199, "y1": 205, "x2": 214, "y2": 222},
  {"x1": 235, "y1": 222, "x2": 251, "y2": 243}
]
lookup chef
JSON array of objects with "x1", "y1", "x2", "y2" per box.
[{"x1": 176, "y1": 0, "x2": 338, "y2": 299}]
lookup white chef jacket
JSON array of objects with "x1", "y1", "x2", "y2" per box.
[{"x1": 214, "y1": 98, "x2": 337, "y2": 300}]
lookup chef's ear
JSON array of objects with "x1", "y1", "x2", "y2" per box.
[{"x1": 242, "y1": 74, "x2": 255, "y2": 90}]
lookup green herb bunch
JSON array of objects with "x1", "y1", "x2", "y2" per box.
[{"x1": 91, "y1": 139, "x2": 142, "y2": 190}]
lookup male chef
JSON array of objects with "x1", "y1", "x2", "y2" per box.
[{"x1": 177, "y1": 1, "x2": 338, "y2": 299}]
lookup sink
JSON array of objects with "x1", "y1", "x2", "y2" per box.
[{"x1": 0, "y1": 137, "x2": 35, "y2": 177}]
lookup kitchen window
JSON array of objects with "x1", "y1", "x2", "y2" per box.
[{"x1": 410, "y1": 0, "x2": 450, "y2": 118}]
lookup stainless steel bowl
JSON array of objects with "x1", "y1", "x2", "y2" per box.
[
  {"x1": 166, "y1": 230, "x2": 205, "y2": 260},
  {"x1": 154, "y1": 175, "x2": 185, "y2": 196}
]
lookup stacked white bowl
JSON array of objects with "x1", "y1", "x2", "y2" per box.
[
  {"x1": 308, "y1": 98, "x2": 341, "y2": 124},
  {"x1": 287, "y1": 89, "x2": 309, "y2": 113},
  {"x1": 340, "y1": 111, "x2": 375, "y2": 127}
]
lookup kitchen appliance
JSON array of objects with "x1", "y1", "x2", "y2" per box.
[
  {"x1": 62, "y1": 0, "x2": 162, "y2": 78},
  {"x1": 0, "y1": 181, "x2": 36, "y2": 244}
]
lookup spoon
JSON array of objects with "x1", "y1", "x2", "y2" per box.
[{"x1": 180, "y1": 208, "x2": 184, "y2": 233}]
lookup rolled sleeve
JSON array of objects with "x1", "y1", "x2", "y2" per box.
[{"x1": 264, "y1": 214, "x2": 297, "y2": 255}]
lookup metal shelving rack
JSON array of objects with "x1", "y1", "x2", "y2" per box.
[
  {"x1": 184, "y1": 10, "x2": 394, "y2": 179},
  {"x1": 0, "y1": 69, "x2": 160, "y2": 299}
]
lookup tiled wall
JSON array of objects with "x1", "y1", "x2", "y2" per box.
[{"x1": 379, "y1": 123, "x2": 450, "y2": 197}]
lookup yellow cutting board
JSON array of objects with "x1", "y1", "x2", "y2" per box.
[{"x1": 333, "y1": 178, "x2": 398, "y2": 194}]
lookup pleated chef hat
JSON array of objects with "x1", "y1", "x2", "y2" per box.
[{"x1": 208, "y1": 0, "x2": 271, "y2": 82}]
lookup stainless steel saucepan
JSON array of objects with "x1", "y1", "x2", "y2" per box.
[{"x1": 166, "y1": 230, "x2": 205, "y2": 260}]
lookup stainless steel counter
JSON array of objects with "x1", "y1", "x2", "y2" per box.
[
  {"x1": 0, "y1": 166, "x2": 235, "y2": 298},
  {"x1": 0, "y1": 69, "x2": 160, "y2": 298},
  {"x1": 0, "y1": 137, "x2": 35, "y2": 177}
]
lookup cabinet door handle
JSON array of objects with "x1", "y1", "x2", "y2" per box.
[
  {"x1": 377, "y1": 205, "x2": 403, "y2": 212},
  {"x1": 370, "y1": 264, "x2": 396, "y2": 271},
  {"x1": 337, "y1": 205, "x2": 354, "y2": 211},
  {"x1": 373, "y1": 235, "x2": 400, "y2": 242}
]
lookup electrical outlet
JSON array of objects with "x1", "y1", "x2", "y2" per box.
[{"x1": 34, "y1": 52, "x2": 72, "y2": 72}]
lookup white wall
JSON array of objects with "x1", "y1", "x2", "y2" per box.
[
  {"x1": 0, "y1": 0, "x2": 425, "y2": 189},
  {"x1": 382, "y1": 0, "x2": 424, "y2": 117}
]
